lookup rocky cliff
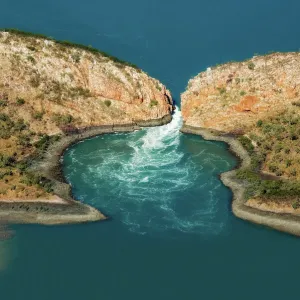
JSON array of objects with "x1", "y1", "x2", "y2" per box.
[
  {"x1": 182, "y1": 52, "x2": 300, "y2": 132},
  {"x1": 0, "y1": 29, "x2": 173, "y2": 214},
  {"x1": 181, "y1": 53, "x2": 300, "y2": 227},
  {"x1": 0, "y1": 30, "x2": 173, "y2": 134}
]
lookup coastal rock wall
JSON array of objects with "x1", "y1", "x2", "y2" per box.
[
  {"x1": 0, "y1": 29, "x2": 173, "y2": 223},
  {"x1": 0, "y1": 30, "x2": 173, "y2": 136},
  {"x1": 181, "y1": 53, "x2": 300, "y2": 236},
  {"x1": 182, "y1": 53, "x2": 300, "y2": 133}
]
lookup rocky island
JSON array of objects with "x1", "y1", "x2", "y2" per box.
[
  {"x1": 181, "y1": 52, "x2": 300, "y2": 235},
  {"x1": 0, "y1": 29, "x2": 173, "y2": 225}
]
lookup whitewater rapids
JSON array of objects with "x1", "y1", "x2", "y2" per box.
[{"x1": 64, "y1": 108, "x2": 235, "y2": 235}]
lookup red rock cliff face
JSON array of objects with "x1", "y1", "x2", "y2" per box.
[
  {"x1": 0, "y1": 31, "x2": 173, "y2": 135},
  {"x1": 181, "y1": 53, "x2": 300, "y2": 133}
]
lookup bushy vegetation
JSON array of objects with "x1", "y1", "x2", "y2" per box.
[
  {"x1": 51, "y1": 113, "x2": 73, "y2": 126},
  {"x1": 150, "y1": 99, "x2": 158, "y2": 108},
  {"x1": 0, "y1": 154, "x2": 16, "y2": 168},
  {"x1": 69, "y1": 87, "x2": 91, "y2": 98},
  {"x1": 104, "y1": 100, "x2": 111, "y2": 107},
  {"x1": 237, "y1": 167, "x2": 300, "y2": 200},
  {"x1": 0, "y1": 113, "x2": 27, "y2": 139},
  {"x1": 16, "y1": 98, "x2": 25, "y2": 105},
  {"x1": 32, "y1": 111, "x2": 44, "y2": 120},
  {"x1": 0, "y1": 107, "x2": 60, "y2": 196},
  {"x1": 0, "y1": 99, "x2": 8, "y2": 107},
  {"x1": 21, "y1": 173, "x2": 53, "y2": 193},
  {"x1": 248, "y1": 62, "x2": 255, "y2": 70},
  {"x1": 217, "y1": 87, "x2": 226, "y2": 94},
  {"x1": 236, "y1": 108, "x2": 300, "y2": 204}
]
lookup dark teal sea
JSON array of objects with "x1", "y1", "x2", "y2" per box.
[{"x1": 1, "y1": 1, "x2": 300, "y2": 299}]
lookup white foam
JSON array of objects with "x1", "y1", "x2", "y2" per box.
[{"x1": 65, "y1": 107, "x2": 229, "y2": 236}]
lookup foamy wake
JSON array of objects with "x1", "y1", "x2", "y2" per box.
[{"x1": 65, "y1": 108, "x2": 229, "y2": 235}]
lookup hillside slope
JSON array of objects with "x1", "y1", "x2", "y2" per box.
[
  {"x1": 181, "y1": 53, "x2": 300, "y2": 222},
  {"x1": 0, "y1": 29, "x2": 173, "y2": 207}
]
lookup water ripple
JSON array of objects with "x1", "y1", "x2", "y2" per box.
[{"x1": 64, "y1": 108, "x2": 231, "y2": 236}]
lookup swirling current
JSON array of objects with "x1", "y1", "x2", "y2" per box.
[{"x1": 63, "y1": 108, "x2": 237, "y2": 235}]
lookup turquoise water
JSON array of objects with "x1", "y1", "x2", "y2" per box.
[{"x1": 1, "y1": 0, "x2": 300, "y2": 299}]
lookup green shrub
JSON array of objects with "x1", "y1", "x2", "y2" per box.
[
  {"x1": 0, "y1": 170, "x2": 13, "y2": 180},
  {"x1": 240, "y1": 90, "x2": 246, "y2": 96},
  {"x1": 248, "y1": 62, "x2": 255, "y2": 70},
  {"x1": 104, "y1": 100, "x2": 111, "y2": 107},
  {"x1": 17, "y1": 133, "x2": 31, "y2": 146},
  {"x1": 21, "y1": 173, "x2": 53, "y2": 193},
  {"x1": 269, "y1": 165, "x2": 278, "y2": 173},
  {"x1": 33, "y1": 111, "x2": 44, "y2": 120},
  {"x1": 0, "y1": 113, "x2": 9, "y2": 122},
  {"x1": 236, "y1": 168, "x2": 260, "y2": 182},
  {"x1": 0, "y1": 154, "x2": 16, "y2": 167},
  {"x1": 0, "y1": 99, "x2": 7, "y2": 107},
  {"x1": 256, "y1": 120, "x2": 263, "y2": 127},
  {"x1": 15, "y1": 161, "x2": 29, "y2": 172},
  {"x1": 27, "y1": 56, "x2": 35, "y2": 63},
  {"x1": 238, "y1": 136, "x2": 254, "y2": 154},
  {"x1": 274, "y1": 144, "x2": 283, "y2": 153},
  {"x1": 292, "y1": 200, "x2": 300, "y2": 209},
  {"x1": 69, "y1": 87, "x2": 91, "y2": 98},
  {"x1": 34, "y1": 134, "x2": 60, "y2": 153},
  {"x1": 16, "y1": 98, "x2": 25, "y2": 105},
  {"x1": 27, "y1": 46, "x2": 36, "y2": 51},
  {"x1": 52, "y1": 113, "x2": 73, "y2": 126},
  {"x1": 217, "y1": 87, "x2": 226, "y2": 94},
  {"x1": 150, "y1": 99, "x2": 158, "y2": 108},
  {"x1": 14, "y1": 119, "x2": 27, "y2": 131}
]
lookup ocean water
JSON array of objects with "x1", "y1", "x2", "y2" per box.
[{"x1": 1, "y1": 0, "x2": 300, "y2": 299}]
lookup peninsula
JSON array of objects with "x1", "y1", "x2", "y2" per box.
[
  {"x1": 181, "y1": 52, "x2": 300, "y2": 235},
  {"x1": 0, "y1": 29, "x2": 173, "y2": 224}
]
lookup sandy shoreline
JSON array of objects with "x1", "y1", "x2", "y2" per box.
[
  {"x1": 0, "y1": 114, "x2": 172, "y2": 225},
  {"x1": 181, "y1": 124, "x2": 300, "y2": 237}
]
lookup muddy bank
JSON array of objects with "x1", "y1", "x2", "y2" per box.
[{"x1": 181, "y1": 124, "x2": 300, "y2": 237}]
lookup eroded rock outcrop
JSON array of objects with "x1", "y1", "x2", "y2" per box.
[
  {"x1": 0, "y1": 30, "x2": 173, "y2": 135},
  {"x1": 0, "y1": 29, "x2": 173, "y2": 223},
  {"x1": 182, "y1": 53, "x2": 300, "y2": 133},
  {"x1": 181, "y1": 53, "x2": 300, "y2": 235}
]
